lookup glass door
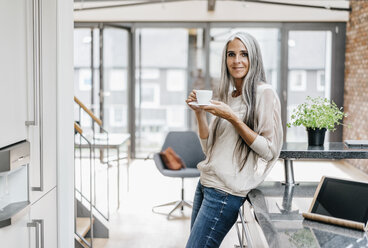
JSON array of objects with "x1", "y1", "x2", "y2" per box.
[
  {"x1": 74, "y1": 27, "x2": 100, "y2": 129},
  {"x1": 286, "y1": 30, "x2": 332, "y2": 142},
  {"x1": 135, "y1": 27, "x2": 205, "y2": 157},
  {"x1": 74, "y1": 24, "x2": 131, "y2": 215},
  {"x1": 102, "y1": 25, "x2": 130, "y2": 134}
]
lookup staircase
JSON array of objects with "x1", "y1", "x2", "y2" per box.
[
  {"x1": 75, "y1": 200, "x2": 109, "y2": 248},
  {"x1": 76, "y1": 217, "x2": 94, "y2": 239},
  {"x1": 74, "y1": 97, "x2": 112, "y2": 248}
]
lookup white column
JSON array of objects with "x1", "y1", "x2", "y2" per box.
[{"x1": 56, "y1": 0, "x2": 74, "y2": 247}]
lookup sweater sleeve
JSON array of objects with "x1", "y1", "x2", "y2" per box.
[
  {"x1": 249, "y1": 87, "x2": 283, "y2": 162},
  {"x1": 200, "y1": 138, "x2": 208, "y2": 154}
]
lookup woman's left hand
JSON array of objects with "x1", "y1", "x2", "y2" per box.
[{"x1": 202, "y1": 100, "x2": 237, "y2": 121}]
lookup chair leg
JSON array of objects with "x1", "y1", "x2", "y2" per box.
[
  {"x1": 152, "y1": 199, "x2": 193, "y2": 219},
  {"x1": 181, "y1": 178, "x2": 185, "y2": 211},
  {"x1": 167, "y1": 201, "x2": 183, "y2": 217},
  {"x1": 152, "y1": 178, "x2": 193, "y2": 219},
  {"x1": 152, "y1": 200, "x2": 179, "y2": 209},
  {"x1": 182, "y1": 200, "x2": 192, "y2": 208}
]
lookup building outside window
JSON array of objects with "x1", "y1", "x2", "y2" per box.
[
  {"x1": 316, "y1": 70, "x2": 325, "y2": 92},
  {"x1": 289, "y1": 70, "x2": 307, "y2": 91},
  {"x1": 109, "y1": 107, "x2": 126, "y2": 127},
  {"x1": 166, "y1": 69, "x2": 186, "y2": 92}
]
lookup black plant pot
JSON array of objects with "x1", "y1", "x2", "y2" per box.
[{"x1": 307, "y1": 127, "x2": 326, "y2": 146}]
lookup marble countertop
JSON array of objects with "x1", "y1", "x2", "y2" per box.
[
  {"x1": 280, "y1": 142, "x2": 368, "y2": 159},
  {"x1": 248, "y1": 182, "x2": 368, "y2": 248}
]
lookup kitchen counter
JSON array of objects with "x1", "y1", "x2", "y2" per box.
[
  {"x1": 248, "y1": 182, "x2": 368, "y2": 248},
  {"x1": 280, "y1": 142, "x2": 368, "y2": 159},
  {"x1": 280, "y1": 142, "x2": 368, "y2": 185}
]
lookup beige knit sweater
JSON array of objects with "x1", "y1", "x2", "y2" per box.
[{"x1": 198, "y1": 83, "x2": 283, "y2": 197}]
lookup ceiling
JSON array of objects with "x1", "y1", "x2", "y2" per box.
[{"x1": 73, "y1": 0, "x2": 350, "y2": 22}]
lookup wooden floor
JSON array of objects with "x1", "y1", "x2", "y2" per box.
[{"x1": 101, "y1": 159, "x2": 368, "y2": 248}]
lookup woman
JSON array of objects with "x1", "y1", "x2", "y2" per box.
[{"x1": 185, "y1": 32, "x2": 283, "y2": 247}]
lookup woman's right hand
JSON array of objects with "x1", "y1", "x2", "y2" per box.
[
  {"x1": 186, "y1": 90, "x2": 203, "y2": 113},
  {"x1": 186, "y1": 90, "x2": 209, "y2": 139}
]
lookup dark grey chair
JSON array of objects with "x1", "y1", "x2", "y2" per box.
[{"x1": 152, "y1": 131, "x2": 205, "y2": 219}]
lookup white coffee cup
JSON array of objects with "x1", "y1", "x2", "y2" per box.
[{"x1": 196, "y1": 90, "x2": 213, "y2": 105}]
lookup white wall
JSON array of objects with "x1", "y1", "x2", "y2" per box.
[{"x1": 74, "y1": 0, "x2": 349, "y2": 22}]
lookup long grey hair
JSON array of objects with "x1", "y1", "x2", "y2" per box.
[{"x1": 208, "y1": 32, "x2": 266, "y2": 171}]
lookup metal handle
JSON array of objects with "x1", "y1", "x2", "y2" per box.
[
  {"x1": 27, "y1": 220, "x2": 41, "y2": 248},
  {"x1": 34, "y1": 219, "x2": 44, "y2": 248},
  {"x1": 26, "y1": 0, "x2": 39, "y2": 126},
  {"x1": 32, "y1": 0, "x2": 44, "y2": 192}
]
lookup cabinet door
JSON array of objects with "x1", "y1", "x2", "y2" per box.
[
  {"x1": 30, "y1": 187, "x2": 57, "y2": 248},
  {"x1": 30, "y1": 0, "x2": 57, "y2": 202},
  {"x1": 0, "y1": 207, "x2": 30, "y2": 248},
  {"x1": 0, "y1": 0, "x2": 28, "y2": 148},
  {"x1": 40, "y1": 0, "x2": 57, "y2": 192}
]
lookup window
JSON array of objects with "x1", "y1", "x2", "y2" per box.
[
  {"x1": 289, "y1": 70, "x2": 307, "y2": 91},
  {"x1": 110, "y1": 107, "x2": 125, "y2": 127},
  {"x1": 286, "y1": 30, "x2": 332, "y2": 143},
  {"x1": 75, "y1": 23, "x2": 343, "y2": 157},
  {"x1": 266, "y1": 69, "x2": 278, "y2": 91},
  {"x1": 81, "y1": 111, "x2": 92, "y2": 127},
  {"x1": 141, "y1": 83, "x2": 160, "y2": 107},
  {"x1": 140, "y1": 69, "x2": 160, "y2": 80},
  {"x1": 109, "y1": 69, "x2": 127, "y2": 91},
  {"x1": 316, "y1": 70, "x2": 325, "y2": 92},
  {"x1": 166, "y1": 69, "x2": 186, "y2": 91},
  {"x1": 135, "y1": 28, "x2": 192, "y2": 155},
  {"x1": 167, "y1": 107, "x2": 185, "y2": 128},
  {"x1": 78, "y1": 69, "x2": 92, "y2": 91},
  {"x1": 103, "y1": 27, "x2": 129, "y2": 133}
]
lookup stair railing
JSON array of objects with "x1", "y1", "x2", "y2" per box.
[
  {"x1": 74, "y1": 96, "x2": 110, "y2": 221},
  {"x1": 74, "y1": 123, "x2": 94, "y2": 248}
]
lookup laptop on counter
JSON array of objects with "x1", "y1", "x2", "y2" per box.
[{"x1": 303, "y1": 176, "x2": 368, "y2": 231}]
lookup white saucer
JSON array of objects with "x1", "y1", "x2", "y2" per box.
[{"x1": 189, "y1": 102, "x2": 213, "y2": 106}]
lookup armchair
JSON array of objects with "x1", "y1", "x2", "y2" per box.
[{"x1": 152, "y1": 131, "x2": 205, "y2": 219}]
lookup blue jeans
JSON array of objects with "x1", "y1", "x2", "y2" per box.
[{"x1": 186, "y1": 181, "x2": 246, "y2": 248}]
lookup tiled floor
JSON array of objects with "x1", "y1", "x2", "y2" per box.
[{"x1": 99, "y1": 159, "x2": 368, "y2": 248}]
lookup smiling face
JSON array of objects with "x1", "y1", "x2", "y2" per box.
[{"x1": 226, "y1": 38, "x2": 250, "y2": 85}]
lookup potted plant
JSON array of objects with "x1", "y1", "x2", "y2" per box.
[{"x1": 287, "y1": 96, "x2": 347, "y2": 146}]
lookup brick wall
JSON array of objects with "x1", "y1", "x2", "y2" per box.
[{"x1": 344, "y1": 1, "x2": 368, "y2": 173}]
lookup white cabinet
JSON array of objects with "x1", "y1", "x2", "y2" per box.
[
  {"x1": 40, "y1": 0, "x2": 57, "y2": 193},
  {"x1": 0, "y1": 0, "x2": 59, "y2": 247},
  {"x1": 0, "y1": 0, "x2": 57, "y2": 200},
  {"x1": 0, "y1": 0, "x2": 28, "y2": 148},
  {"x1": 0, "y1": 0, "x2": 57, "y2": 199},
  {"x1": 29, "y1": 188, "x2": 57, "y2": 248},
  {"x1": 0, "y1": 188, "x2": 57, "y2": 248},
  {"x1": 0, "y1": 207, "x2": 30, "y2": 248},
  {"x1": 29, "y1": 0, "x2": 58, "y2": 202}
]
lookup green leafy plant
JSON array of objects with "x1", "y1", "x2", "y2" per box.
[{"x1": 287, "y1": 96, "x2": 347, "y2": 131}]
